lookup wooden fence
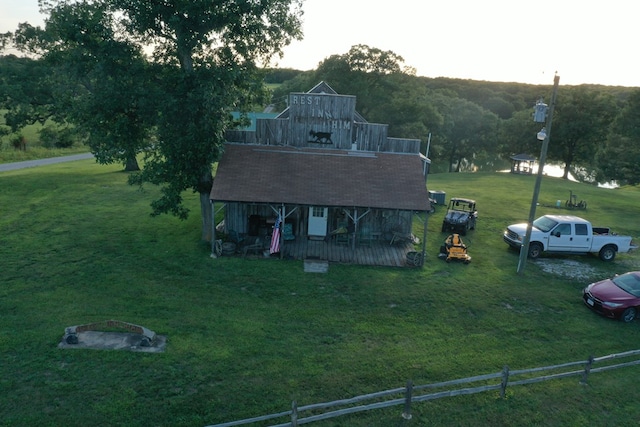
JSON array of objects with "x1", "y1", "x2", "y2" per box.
[{"x1": 205, "y1": 349, "x2": 640, "y2": 427}]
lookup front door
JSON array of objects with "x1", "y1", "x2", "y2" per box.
[{"x1": 308, "y1": 206, "x2": 328, "y2": 237}]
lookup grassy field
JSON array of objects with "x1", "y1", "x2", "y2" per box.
[
  {"x1": 1, "y1": 159, "x2": 640, "y2": 426},
  {"x1": 0, "y1": 112, "x2": 88, "y2": 163}
]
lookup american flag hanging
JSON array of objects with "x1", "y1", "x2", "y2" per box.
[{"x1": 269, "y1": 213, "x2": 282, "y2": 254}]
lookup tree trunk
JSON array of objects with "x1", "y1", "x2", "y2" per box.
[
  {"x1": 124, "y1": 155, "x2": 140, "y2": 172},
  {"x1": 448, "y1": 152, "x2": 456, "y2": 172},
  {"x1": 562, "y1": 163, "x2": 571, "y2": 179},
  {"x1": 198, "y1": 168, "x2": 214, "y2": 242},
  {"x1": 200, "y1": 192, "x2": 212, "y2": 242}
]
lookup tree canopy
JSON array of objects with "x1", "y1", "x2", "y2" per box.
[
  {"x1": 3, "y1": 34, "x2": 640, "y2": 219},
  {"x1": 547, "y1": 86, "x2": 617, "y2": 180},
  {"x1": 269, "y1": 46, "x2": 638, "y2": 180},
  {"x1": 2, "y1": 0, "x2": 303, "y2": 240},
  {"x1": 596, "y1": 89, "x2": 640, "y2": 185}
]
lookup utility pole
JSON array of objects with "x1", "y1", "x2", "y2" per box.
[{"x1": 517, "y1": 74, "x2": 560, "y2": 274}]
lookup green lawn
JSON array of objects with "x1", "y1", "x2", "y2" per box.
[{"x1": 1, "y1": 160, "x2": 640, "y2": 426}]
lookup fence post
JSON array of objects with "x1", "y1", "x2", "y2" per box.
[
  {"x1": 291, "y1": 400, "x2": 298, "y2": 427},
  {"x1": 581, "y1": 355, "x2": 594, "y2": 385},
  {"x1": 401, "y1": 380, "x2": 413, "y2": 420},
  {"x1": 500, "y1": 365, "x2": 510, "y2": 398}
]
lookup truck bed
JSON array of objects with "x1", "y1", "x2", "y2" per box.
[{"x1": 593, "y1": 227, "x2": 612, "y2": 235}]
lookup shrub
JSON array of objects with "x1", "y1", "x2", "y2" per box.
[
  {"x1": 39, "y1": 125, "x2": 74, "y2": 148},
  {"x1": 10, "y1": 133, "x2": 27, "y2": 150}
]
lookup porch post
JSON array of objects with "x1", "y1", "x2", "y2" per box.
[
  {"x1": 352, "y1": 208, "x2": 358, "y2": 250},
  {"x1": 421, "y1": 210, "x2": 428, "y2": 267},
  {"x1": 280, "y1": 203, "x2": 285, "y2": 260},
  {"x1": 210, "y1": 199, "x2": 217, "y2": 258}
]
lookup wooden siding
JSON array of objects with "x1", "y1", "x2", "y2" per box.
[
  {"x1": 256, "y1": 118, "x2": 288, "y2": 145},
  {"x1": 224, "y1": 129, "x2": 255, "y2": 144},
  {"x1": 220, "y1": 205, "x2": 415, "y2": 242},
  {"x1": 354, "y1": 122, "x2": 387, "y2": 151},
  {"x1": 381, "y1": 137, "x2": 422, "y2": 153},
  {"x1": 223, "y1": 203, "x2": 290, "y2": 235},
  {"x1": 223, "y1": 203, "x2": 249, "y2": 234},
  {"x1": 224, "y1": 85, "x2": 422, "y2": 155},
  {"x1": 226, "y1": 121, "x2": 421, "y2": 155}
]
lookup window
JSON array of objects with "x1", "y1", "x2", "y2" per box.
[
  {"x1": 575, "y1": 223, "x2": 588, "y2": 235},
  {"x1": 555, "y1": 223, "x2": 571, "y2": 236},
  {"x1": 312, "y1": 207, "x2": 324, "y2": 218}
]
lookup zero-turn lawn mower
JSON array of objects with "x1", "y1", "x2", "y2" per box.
[{"x1": 439, "y1": 233, "x2": 471, "y2": 264}]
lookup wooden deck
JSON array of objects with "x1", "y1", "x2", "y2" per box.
[{"x1": 275, "y1": 236, "x2": 420, "y2": 267}]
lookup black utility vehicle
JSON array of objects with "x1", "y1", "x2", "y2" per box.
[{"x1": 441, "y1": 197, "x2": 477, "y2": 235}]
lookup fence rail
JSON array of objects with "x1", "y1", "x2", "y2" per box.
[{"x1": 206, "y1": 349, "x2": 640, "y2": 427}]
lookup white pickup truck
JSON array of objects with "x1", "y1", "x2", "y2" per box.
[{"x1": 503, "y1": 214, "x2": 637, "y2": 261}]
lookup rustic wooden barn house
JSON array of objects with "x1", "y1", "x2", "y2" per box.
[{"x1": 210, "y1": 82, "x2": 432, "y2": 267}]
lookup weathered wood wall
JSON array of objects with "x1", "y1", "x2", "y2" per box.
[
  {"x1": 382, "y1": 137, "x2": 422, "y2": 154},
  {"x1": 225, "y1": 129, "x2": 255, "y2": 144},
  {"x1": 226, "y1": 122, "x2": 421, "y2": 154},
  {"x1": 354, "y1": 123, "x2": 387, "y2": 151},
  {"x1": 256, "y1": 118, "x2": 289, "y2": 145},
  {"x1": 223, "y1": 203, "x2": 249, "y2": 234},
  {"x1": 222, "y1": 203, "x2": 413, "y2": 241},
  {"x1": 224, "y1": 92, "x2": 421, "y2": 154}
]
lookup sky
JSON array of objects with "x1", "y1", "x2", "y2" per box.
[{"x1": 2, "y1": 0, "x2": 638, "y2": 87}]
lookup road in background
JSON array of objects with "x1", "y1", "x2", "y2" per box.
[{"x1": 0, "y1": 153, "x2": 94, "y2": 172}]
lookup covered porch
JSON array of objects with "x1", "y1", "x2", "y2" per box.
[
  {"x1": 281, "y1": 235, "x2": 417, "y2": 267},
  {"x1": 210, "y1": 143, "x2": 431, "y2": 267},
  {"x1": 224, "y1": 233, "x2": 419, "y2": 267}
]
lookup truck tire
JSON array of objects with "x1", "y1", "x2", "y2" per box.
[
  {"x1": 528, "y1": 242, "x2": 543, "y2": 259},
  {"x1": 599, "y1": 245, "x2": 616, "y2": 261}
]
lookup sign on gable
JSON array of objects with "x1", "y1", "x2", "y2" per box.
[{"x1": 289, "y1": 93, "x2": 356, "y2": 148}]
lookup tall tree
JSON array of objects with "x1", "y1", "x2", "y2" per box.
[
  {"x1": 39, "y1": 2, "x2": 152, "y2": 171},
  {"x1": 311, "y1": 44, "x2": 413, "y2": 119},
  {"x1": 432, "y1": 93, "x2": 499, "y2": 172},
  {"x1": 596, "y1": 89, "x2": 640, "y2": 185},
  {"x1": 294, "y1": 45, "x2": 440, "y2": 142},
  {"x1": 6, "y1": 0, "x2": 303, "y2": 241},
  {"x1": 496, "y1": 109, "x2": 543, "y2": 159},
  {"x1": 378, "y1": 74, "x2": 442, "y2": 147},
  {"x1": 0, "y1": 55, "x2": 56, "y2": 133},
  {"x1": 546, "y1": 86, "x2": 616, "y2": 179}
]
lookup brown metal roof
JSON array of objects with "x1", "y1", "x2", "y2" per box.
[{"x1": 211, "y1": 144, "x2": 430, "y2": 211}]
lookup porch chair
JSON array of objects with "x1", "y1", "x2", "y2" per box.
[
  {"x1": 227, "y1": 230, "x2": 245, "y2": 246},
  {"x1": 242, "y1": 237, "x2": 264, "y2": 257},
  {"x1": 334, "y1": 221, "x2": 350, "y2": 245},
  {"x1": 282, "y1": 223, "x2": 295, "y2": 241},
  {"x1": 222, "y1": 229, "x2": 245, "y2": 254},
  {"x1": 358, "y1": 224, "x2": 372, "y2": 246}
]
